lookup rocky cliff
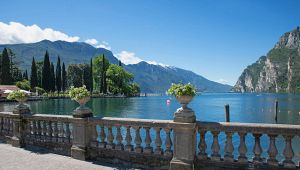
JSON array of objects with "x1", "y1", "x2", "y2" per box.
[{"x1": 233, "y1": 26, "x2": 300, "y2": 93}]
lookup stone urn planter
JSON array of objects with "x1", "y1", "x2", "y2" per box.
[
  {"x1": 13, "y1": 97, "x2": 30, "y2": 114},
  {"x1": 174, "y1": 95, "x2": 196, "y2": 123},
  {"x1": 73, "y1": 96, "x2": 93, "y2": 118},
  {"x1": 167, "y1": 83, "x2": 197, "y2": 123}
]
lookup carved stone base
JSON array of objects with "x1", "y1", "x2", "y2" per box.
[
  {"x1": 8, "y1": 136, "x2": 23, "y2": 148},
  {"x1": 13, "y1": 104, "x2": 30, "y2": 115},
  {"x1": 71, "y1": 145, "x2": 87, "y2": 160},
  {"x1": 170, "y1": 159, "x2": 194, "y2": 170},
  {"x1": 174, "y1": 107, "x2": 196, "y2": 123},
  {"x1": 73, "y1": 106, "x2": 93, "y2": 118}
]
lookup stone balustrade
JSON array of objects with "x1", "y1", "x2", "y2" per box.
[
  {"x1": 1, "y1": 110, "x2": 300, "y2": 169},
  {"x1": 196, "y1": 121, "x2": 300, "y2": 169}
]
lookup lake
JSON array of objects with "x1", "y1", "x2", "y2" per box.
[
  {"x1": 1, "y1": 93, "x2": 300, "y2": 163},
  {"x1": 1, "y1": 93, "x2": 300, "y2": 124}
]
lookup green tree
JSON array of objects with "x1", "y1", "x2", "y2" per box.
[
  {"x1": 62, "y1": 62, "x2": 67, "y2": 91},
  {"x1": 92, "y1": 55, "x2": 110, "y2": 93},
  {"x1": 106, "y1": 64, "x2": 134, "y2": 94},
  {"x1": 16, "y1": 79, "x2": 30, "y2": 91},
  {"x1": 23, "y1": 70, "x2": 28, "y2": 80},
  {"x1": 1, "y1": 48, "x2": 12, "y2": 84},
  {"x1": 67, "y1": 64, "x2": 84, "y2": 87},
  {"x1": 118, "y1": 60, "x2": 122, "y2": 67},
  {"x1": 90, "y1": 58, "x2": 93, "y2": 92},
  {"x1": 30, "y1": 57, "x2": 38, "y2": 89},
  {"x1": 36, "y1": 61, "x2": 43, "y2": 87},
  {"x1": 83, "y1": 64, "x2": 91, "y2": 91},
  {"x1": 42, "y1": 51, "x2": 51, "y2": 91},
  {"x1": 55, "y1": 56, "x2": 62, "y2": 91},
  {"x1": 50, "y1": 62, "x2": 56, "y2": 91}
]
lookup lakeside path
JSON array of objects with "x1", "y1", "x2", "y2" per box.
[{"x1": 0, "y1": 142, "x2": 118, "y2": 170}]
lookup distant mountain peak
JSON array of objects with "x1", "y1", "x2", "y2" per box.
[{"x1": 275, "y1": 26, "x2": 300, "y2": 49}]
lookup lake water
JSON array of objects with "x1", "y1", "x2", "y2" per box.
[
  {"x1": 1, "y1": 93, "x2": 300, "y2": 163},
  {"x1": 1, "y1": 93, "x2": 300, "y2": 124}
]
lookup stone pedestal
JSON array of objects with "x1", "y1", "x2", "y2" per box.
[
  {"x1": 71, "y1": 98, "x2": 93, "y2": 160},
  {"x1": 11, "y1": 103, "x2": 32, "y2": 147},
  {"x1": 170, "y1": 121, "x2": 196, "y2": 170},
  {"x1": 12, "y1": 103, "x2": 30, "y2": 115},
  {"x1": 72, "y1": 106, "x2": 93, "y2": 118},
  {"x1": 174, "y1": 107, "x2": 196, "y2": 123}
]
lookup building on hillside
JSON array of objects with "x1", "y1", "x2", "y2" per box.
[{"x1": 0, "y1": 85, "x2": 19, "y2": 98}]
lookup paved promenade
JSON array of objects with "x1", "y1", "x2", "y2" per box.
[{"x1": 0, "y1": 142, "x2": 117, "y2": 170}]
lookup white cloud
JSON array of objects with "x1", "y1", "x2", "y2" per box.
[
  {"x1": 0, "y1": 21, "x2": 80, "y2": 44},
  {"x1": 116, "y1": 50, "x2": 169, "y2": 67},
  {"x1": 217, "y1": 78, "x2": 229, "y2": 84},
  {"x1": 116, "y1": 51, "x2": 143, "y2": 64},
  {"x1": 96, "y1": 41, "x2": 111, "y2": 50},
  {"x1": 84, "y1": 38, "x2": 98, "y2": 45}
]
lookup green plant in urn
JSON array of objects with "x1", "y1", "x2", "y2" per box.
[
  {"x1": 7, "y1": 90, "x2": 30, "y2": 114},
  {"x1": 69, "y1": 85, "x2": 93, "y2": 118}
]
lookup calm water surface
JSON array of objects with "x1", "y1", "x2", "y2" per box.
[
  {"x1": 1, "y1": 93, "x2": 300, "y2": 124},
  {"x1": 1, "y1": 93, "x2": 300, "y2": 163}
]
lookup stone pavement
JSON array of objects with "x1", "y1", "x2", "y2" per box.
[{"x1": 0, "y1": 142, "x2": 119, "y2": 170}]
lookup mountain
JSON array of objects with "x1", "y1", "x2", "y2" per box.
[
  {"x1": 125, "y1": 61, "x2": 231, "y2": 93},
  {"x1": 0, "y1": 40, "x2": 232, "y2": 93},
  {"x1": 233, "y1": 26, "x2": 300, "y2": 93}
]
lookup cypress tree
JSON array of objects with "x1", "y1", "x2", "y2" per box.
[
  {"x1": 118, "y1": 60, "x2": 122, "y2": 67},
  {"x1": 30, "y1": 57, "x2": 38, "y2": 89},
  {"x1": 90, "y1": 58, "x2": 93, "y2": 92},
  {"x1": 23, "y1": 70, "x2": 28, "y2": 80},
  {"x1": 62, "y1": 62, "x2": 67, "y2": 91},
  {"x1": 83, "y1": 64, "x2": 90, "y2": 90},
  {"x1": 42, "y1": 51, "x2": 51, "y2": 91},
  {"x1": 55, "y1": 56, "x2": 62, "y2": 92},
  {"x1": 1, "y1": 48, "x2": 12, "y2": 84},
  {"x1": 50, "y1": 62, "x2": 55, "y2": 91}
]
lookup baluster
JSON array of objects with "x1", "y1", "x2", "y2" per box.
[
  {"x1": 53, "y1": 122, "x2": 58, "y2": 142},
  {"x1": 115, "y1": 125, "x2": 123, "y2": 150},
  {"x1": 154, "y1": 127, "x2": 162, "y2": 155},
  {"x1": 4, "y1": 118, "x2": 8, "y2": 134},
  {"x1": 164, "y1": 128, "x2": 172, "y2": 157},
  {"x1": 211, "y1": 131, "x2": 220, "y2": 161},
  {"x1": 65, "y1": 123, "x2": 71, "y2": 143},
  {"x1": 267, "y1": 134, "x2": 278, "y2": 166},
  {"x1": 224, "y1": 131, "x2": 234, "y2": 162},
  {"x1": 32, "y1": 120, "x2": 37, "y2": 139},
  {"x1": 106, "y1": 125, "x2": 115, "y2": 149},
  {"x1": 10, "y1": 118, "x2": 13, "y2": 135},
  {"x1": 283, "y1": 135, "x2": 296, "y2": 168},
  {"x1": 37, "y1": 120, "x2": 42, "y2": 141},
  {"x1": 90, "y1": 124, "x2": 98, "y2": 147},
  {"x1": 48, "y1": 121, "x2": 53, "y2": 142},
  {"x1": 2, "y1": 118, "x2": 6, "y2": 134},
  {"x1": 26, "y1": 120, "x2": 31, "y2": 139},
  {"x1": 58, "y1": 122, "x2": 64, "y2": 142},
  {"x1": 98, "y1": 125, "x2": 106, "y2": 148},
  {"x1": 134, "y1": 126, "x2": 142, "y2": 153},
  {"x1": 144, "y1": 127, "x2": 152, "y2": 154},
  {"x1": 238, "y1": 132, "x2": 248, "y2": 163},
  {"x1": 198, "y1": 129, "x2": 207, "y2": 160},
  {"x1": 7, "y1": 118, "x2": 10, "y2": 135},
  {"x1": 42, "y1": 121, "x2": 47, "y2": 141},
  {"x1": 252, "y1": 134, "x2": 263, "y2": 164},
  {"x1": 125, "y1": 126, "x2": 133, "y2": 151},
  {"x1": 0, "y1": 117, "x2": 3, "y2": 134}
]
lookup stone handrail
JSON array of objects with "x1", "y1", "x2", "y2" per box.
[
  {"x1": 196, "y1": 121, "x2": 300, "y2": 169},
  {"x1": 0, "y1": 112, "x2": 18, "y2": 138}
]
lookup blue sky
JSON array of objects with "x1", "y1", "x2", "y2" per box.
[{"x1": 1, "y1": 0, "x2": 300, "y2": 85}]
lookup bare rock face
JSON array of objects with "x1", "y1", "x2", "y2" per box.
[{"x1": 233, "y1": 26, "x2": 300, "y2": 93}]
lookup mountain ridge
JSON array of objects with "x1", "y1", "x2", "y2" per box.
[
  {"x1": 0, "y1": 40, "x2": 232, "y2": 93},
  {"x1": 233, "y1": 26, "x2": 300, "y2": 93}
]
